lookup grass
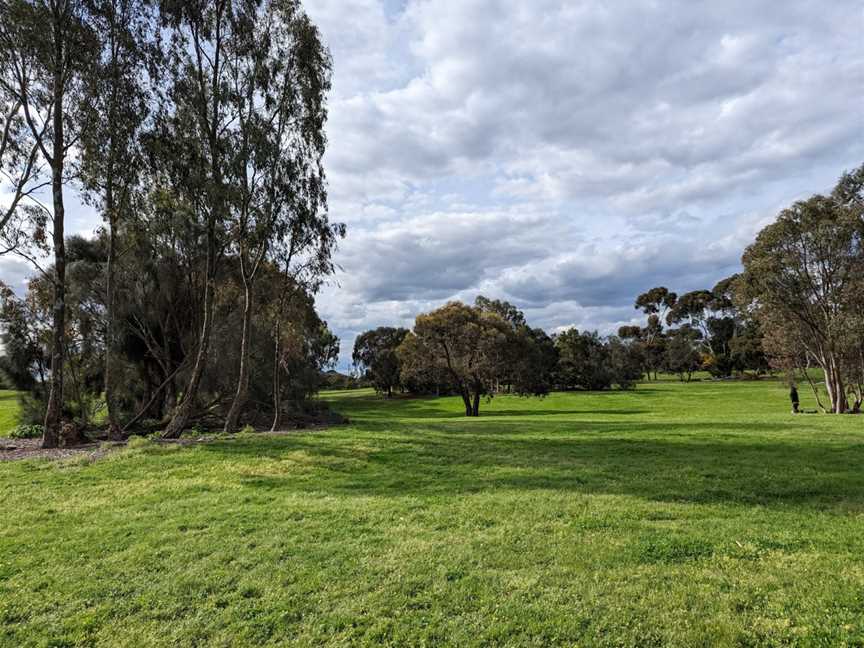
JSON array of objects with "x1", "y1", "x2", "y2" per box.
[
  {"x1": 0, "y1": 391, "x2": 19, "y2": 435},
  {"x1": 1, "y1": 381, "x2": 863, "y2": 647}
]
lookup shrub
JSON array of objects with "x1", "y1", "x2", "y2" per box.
[
  {"x1": 9, "y1": 424, "x2": 44, "y2": 439},
  {"x1": 126, "y1": 435, "x2": 152, "y2": 449},
  {"x1": 240, "y1": 424, "x2": 256, "y2": 434}
]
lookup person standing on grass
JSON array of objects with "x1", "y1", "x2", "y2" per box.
[{"x1": 790, "y1": 384, "x2": 800, "y2": 414}]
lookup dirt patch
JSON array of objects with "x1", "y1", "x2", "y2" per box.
[
  {"x1": 0, "y1": 437, "x2": 112, "y2": 462},
  {"x1": 0, "y1": 426, "x2": 334, "y2": 462}
]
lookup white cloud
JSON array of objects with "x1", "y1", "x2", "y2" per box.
[{"x1": 3, "y1": 0, "x2": 862, "y2": 371}]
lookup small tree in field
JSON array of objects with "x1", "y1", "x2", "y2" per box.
[
  {"x1": 398, "y1": 300, "x2": 549, "y2": 416},
  {"x1": 353, "y1": 327, "x2": 409, "y2": 398}
]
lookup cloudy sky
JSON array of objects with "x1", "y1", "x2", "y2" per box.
[{"x1": 3, "y1": 0, "x2": 862, "y2": 370}]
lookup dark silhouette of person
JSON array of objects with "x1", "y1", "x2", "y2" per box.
[{"x1": 790, "y1": 384, "x2": 800, "y2": 414}]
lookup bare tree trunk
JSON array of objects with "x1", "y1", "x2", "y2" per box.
[
  {"x1": 471, "y1": 390, "x2": 481, "y2": 417},
  {"x1": 270, "y1": 320, "x2": 282, "y2": 432},
  {"x1": 42, "y1": 38, "x2": 67, "y2": 449},
  {"x1": 162, "y1": 266, "x2": 215, "y2": 438},
  {"x1": 224, "y1": 279, "x2": 254, "y2": 432},
  {"x1": 104, "y1": 185, "x2": 121, "y2": 439},
  {"x1": 461, "y1": 389, "x2": 472, "y2": 417}
]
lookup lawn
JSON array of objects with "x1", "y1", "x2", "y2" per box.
[
  {"x1": 0, "y1": 392, "x2": 19, "y2": 435},
  {"x1": 1, "y1": 381, "x2": 863, "y2": 647}
]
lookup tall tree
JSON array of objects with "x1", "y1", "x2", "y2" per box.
[
  {"x1": 739, "y1": 165, "x2": 864, "y2": 413},
  {"x1": 78, "y1": 0, "x2": 153, "y2": 437},
  {"x1": 222, "y1": 1, "x2": 334, "y2": 432},
  {"x1": 0, "y1": 0, "x2": 97, "y2": 447},
  {"x1": 155, "y1": 0, "x2": 238, "y2": 438}
]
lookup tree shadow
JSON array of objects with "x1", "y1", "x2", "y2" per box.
[{"x1": 196, "y1": 419, "x2": 864, "y2": 511}]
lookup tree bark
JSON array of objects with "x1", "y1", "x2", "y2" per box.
[
  {"x1": 224, "y1": 279, "x2": 254, "y2": 432},
  {"x1": 471, "y1": 390, "x2": 481, "y2": 417},
  {"x1": 461, "y1": 389, "x2": 472, "y2": 417},
  {"x1": 270, "y1": 319, "x2": 282, "y2": 432},
  {"x1": 42, "y1": 21, "x2": 67, "y2": 449},
  {"x1": 162, "y1": 267, "x2": 215, "y2": 438},
  {"x1": 104, "y1": 184, "x2": 121, "y2": 439}
]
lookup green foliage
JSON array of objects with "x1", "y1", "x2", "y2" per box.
[
  {"x1": 8, "y1": 423, "x2": 42, "y2": 439},
  {"x1": 554, "y1": 329, "x2": 640, "y2": 390},
  {"x1": 353, "y1": 327, "x2": 409, "y2": 397},
  {"x1": 1, "y1": 382, "x2": 862, "y2": 646}
]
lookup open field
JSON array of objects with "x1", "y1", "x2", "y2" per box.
[
  {"x1": 0, "y1": 392, "x2": 19, "y2": 435},
  {"x1": 1, "y1": 381, "x2": 863, "y2": 646}
]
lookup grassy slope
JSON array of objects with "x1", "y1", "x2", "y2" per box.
[
  {"x1": 0, "y1": 392, "x2": 19, "y2": 434},
  {"x1": 1, "y1": 381, "x2": 862, "y2": 647}
]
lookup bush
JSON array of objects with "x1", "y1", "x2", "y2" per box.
[
  {"x1": 9, "y1": 424, "x2": 43, "y2": 439},
  {"x1": 126, "y1": 435, "x2": 152, "y2": 449}
]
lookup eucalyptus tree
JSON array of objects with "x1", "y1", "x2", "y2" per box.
[
  {"x1": 266, "y1": 211, "x2": 344, "y2": 432},
  {"x1": 0, "y1": 0, "x2": 98, "y2": 447},
  {"x1": 353, "y1": 327, "x2": 409, "y2": 398},
  {"x1": 222, "y1": 0, "x2": 335, "y2": 432},
  {"x1": 154, "y1": 0, "x2": 244, "y2": 438},
  {"x1": 399, "y1": 300, "x2": 549, "y2": 417},
  {"x1": 78, "y1": 0, "x2": 154, "y2": 437},
  {"x1": 0, "y1": 60, "x2": 45, "y2": 255},
  {"x1": 739, "y1": 164, "x2": 864, "y2": 413}
]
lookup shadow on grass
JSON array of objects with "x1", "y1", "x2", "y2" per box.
[{"x1": 194, "y1": 420, "x2": 864, "y2": 510}]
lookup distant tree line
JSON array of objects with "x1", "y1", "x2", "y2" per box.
[
  {"x1": 0, "y1": 0, "x2": 343, "y2": 446},
  {"x1": 354, "y1": 165, "x2": 863, "y2": 417},
  {"x1": 353, "y1": 297, "x2": 644, "y2": 417}
]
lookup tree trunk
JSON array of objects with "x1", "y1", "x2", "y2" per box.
[
  {"x1": 270, "y1": 320, "x2": 282, "y2": 432},
  {"x1": 104, "y1": 186, "x2": 121, "y2": 439},
  {"x1": 224, "y1": 279, "x2": 254, "y2": 432},
  {"x1": 823, "y1": 359, "x2": 848, "y2": 414},
  {"x1": 472, "y1": 390, "x2": 481, "y2": 417},
  {"x1": 461, "y1": 389, "x2": 472, "y2": 417},
  {"x1": 42, "y1": 40, "x2": 67, "y2": 450},
  {"x1": 162, "y1": 269, "x2": 215, "y2": 438}
]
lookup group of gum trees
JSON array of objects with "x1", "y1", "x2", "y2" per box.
[
  {"x1": 621, "y1": 278, "x2": 769, "y2": 383},
  {"x1": 0, "y1": 0, "x2": 343, "y2": 446},
  {"x1": 353, "y1": 296, "x2": 642, "y2": 416},
  {"x1": 351, "y1": 166, "x2": 862, "y2": 418},
  {"x1": 625, "y1": 165, "x2": 863, "y2": 412}
]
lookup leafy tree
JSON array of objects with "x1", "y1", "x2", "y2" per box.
[
  {"x1": 739, "y1": 165, "x2": 864, "y2": 413},
  {"x1": 555, "y1": 329, "x2": 642, "y2": 390},
  {"x1": 78, "y1": 0, "x2": 154, "y2": 437},
  {"x1": 399, "y1": 300, "x2": 547, "y2": 416},
  {"x1": 632, "y1": 287, "x2": 676, "y2": 379},
  {"x1": 664, "y1": 326, "x2": 701, "y2": 382},
  {"x1": 0, "y1": 0, "x2": 98, "y2": 446},
  {"x1": 353, "y1": 327, "x2": 409, "y2": 398},
  {"x1": 155, "y1": 0, "x2": 253, "y2": 438},
  {"x1": 555, "y1": 329, "x2": 611, "y2": 390},
  {"x1": 222, "y1": 0, "x2": 337, "y2": 432}
]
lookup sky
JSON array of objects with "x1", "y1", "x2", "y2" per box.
[{"x1": 2, "y1": 0, "x2": 863, "y2": 372}]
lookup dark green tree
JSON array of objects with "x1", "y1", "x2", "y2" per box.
[{"x1": 353, "y1": 327, "x2": 409, "y2": 398}]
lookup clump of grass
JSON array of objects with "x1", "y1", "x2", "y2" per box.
[{"x1": 125, "y1": 435, "x2": 152, "y2": 449}]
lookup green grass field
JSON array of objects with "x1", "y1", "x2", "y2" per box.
[
  {"x1": 1, "y1": 381, "x2": 863, "y2": 646},
  {"x1": 0, "y1": 391, "x2": 19, "y2": 434}
]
